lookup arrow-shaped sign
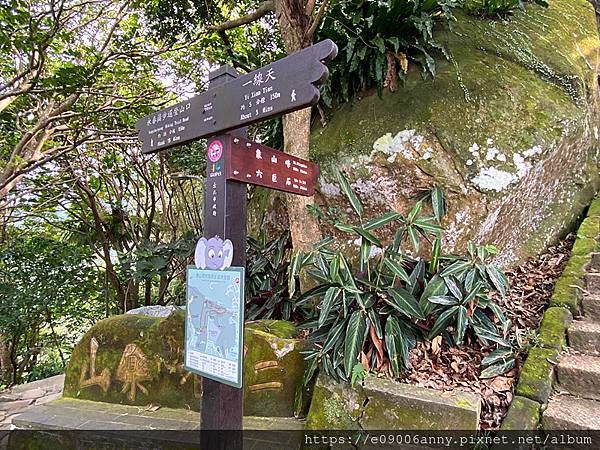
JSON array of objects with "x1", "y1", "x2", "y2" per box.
[{"x1": 135, "y1": 40, "x2": 337, "y2": 154}]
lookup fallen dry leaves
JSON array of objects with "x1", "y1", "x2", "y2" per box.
[{"x1": 400, "y1": 234, "x2": 575, "y2": 430}]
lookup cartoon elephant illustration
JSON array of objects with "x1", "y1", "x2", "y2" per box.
[{"x1": 194, "y1": 236, "x2": 234, "y2": 270}]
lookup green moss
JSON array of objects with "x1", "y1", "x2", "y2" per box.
[
  {"x1": 242, "y1": 326, "x2": 308, "y2": 417},
  {"x1": 64, "y1": 314, "x2": 307, "y2": 416},
  {"x1": 538, "y1": 307, "x2": 572, "y2": 351},
  {"x1": 515, "y1": 347, "x2": 559, "y2": 404},
  {"x1": 587, "y1": 194, "x2": 600, "y2": 218},
  {"x1": 549, "y1": 254, "x2": 589, "y2": 314},
  {"x1": 312, "y1": 0, "x2": 594, "y2": 167},
  {"x1": 500, "y1": 395, "x2": 540, "y2": 431},
  {"x1": 246, "y1": 320, "x2": 297, "y2": 339},
  {"x1": 306, "y1": 374, "x2": 364, "y2": 430}
]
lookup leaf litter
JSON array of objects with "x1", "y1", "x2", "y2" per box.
[{"x1": 400, "y1": 234, "x2": 575, "y2": 429}]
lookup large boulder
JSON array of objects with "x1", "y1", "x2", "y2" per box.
[
  {"x1": 63, "y1": 313, "x2": 307, "y2": 416},
  {"x1": 308, "y1": 0, "x2": 600, "y2": 266}
]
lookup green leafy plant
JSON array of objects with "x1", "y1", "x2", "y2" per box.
[
  {"x1": 318, "y1": 0, "x2": 457, "y2": 104},
  {"x1": 246, "y1": 231, "x2": 311, "y2": 322},
  {"x1": 291, "y1": 170, "x2": 514, "y2": 384}
]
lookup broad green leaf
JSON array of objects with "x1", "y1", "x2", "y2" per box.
[
  {"x1": 440, "y1": 260, "x2": 471, "y2": 278},
  {"x1": 319, "y1": 287, "x2": 342, "y2": 327},
  {"x1": 481, "y1": 347, "x2": 513, "y2": 367},
  {"x1": 486, "y1": 265, "x2": 508, "y2": 298},
  {"x1": 428, "y1": 235, "x2": 442, "y2": 274},
  {"x1": 306, "y1": 268, "x2": 329, "y2": 283},
  {"x1": 444, "y1": 276, "x2": 463, "y2": 300},
  {"x1": 368, "y1": 307, "x2": 383, "y2": 339},
  {"x1": 314, "y1": 237, "x2": 334, "y2": 249},
  {"x1": 431, "y1": 186, "x2": 445, "y2": 221},
  {"x1": 351, "y1": 362, "x2": 367, "y2": 386},
  {"x1": 455, "y1": 306, "x2": 468, "y2": 345},
  {"x1": 428, "y1": 295, "x2": 458, "y2": 306},
  {"x1": 473, "y1": 326, "x2": 510, "y2": 347},
  {"x1": 353, "y1": 226, "x2": 382, "y2": 247},
  {"x1": 295, "y1": 283, "x2": 332, "y2": 306},
  {"x1": 385, "y1": 315, "x2": 412, "y2": 375},
  {"x1": 363, "y1": 212, "x2": 403, "y2": 231},
  {"x1": 288, "y1": 252, "x2": 303, "y2": 298},
  {"x1": 385, "y1": 315, "x2": 402, "y2": 376},
  {"x1": 384, "y1": 257, "x2": 410, "y2": 284},
  {"x1": 387, "y1": 287, "x2": 424, "y2": 319},
  {"x1": 344, "y1": 311, "x2": 367, "y2": 378},
  {"x1": 408, "y1": 226, "x2": 420, "y2": 253},
  {"x1": 464, "y1": 269, "x2": 477, "y2": 291},
  {"x1": 413, "y1": 219, "x2": 443, "y2": 234},
  {"x1": 334, "y1": 223, "x2": 356, "y2": 233},
  {"x1": 419, "y1": 274, "x2": 447, "y2": 312},
  {"x1": 488, "y1": 302, "x2": 511, "y2": 335},
  {"x1": 322, "y1": 317, "x2": 348, "y2": 354},
  {"x1": 314, "y1": 254, "x2": 330, "y2": 278},
  {"x1": 407, "y1": 201, "x2": 423, "y2": 223},
  {"x1": 429, "y1": 305, "x2": 459, "y2": 338},
  {"x1": 336, "y1": 170, "x2": 363, "y2": 218},
  {"x1": 463, "y1": 281, "x2": 482, "y2": 304},
  {"x1": 480, "y1": 358, "x2": 515, "y2": 379},
  {"x1": 359, "y1": 240, "x2": 369, "y2": 273},
  {"x1": 372, "y1": 35, "x2": 385, "y2": 53}
]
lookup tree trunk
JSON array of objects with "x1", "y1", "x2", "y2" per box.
[
  {"x1": 0, "y1": 334, "x2": 13, "y2": 385},
  {"x1": 274, "y1": 0, "x2": 323, "y2": 255}
]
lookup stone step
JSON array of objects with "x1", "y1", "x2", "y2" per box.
[
  {"x1": 590, "y1": 253, "x2": 600, "y2": 271},
  {"x1": 582, "y1": 295, "x2": 600, "y2": 322},
  {"x1": 10, "y1": 398, "x2": 306, "y2": 449},
  {"x1": 542, "y1": 395, "x2": 600, "y2": 430},
  {"x1": 585, "y1": 273, "x2": 600, "y2": 295},
  {"x1": 568, "y1": 320, "x2": 600, "y2": 356},
  {"x1": 556, "y1": 354, "x2": 600, "y2": 400}
]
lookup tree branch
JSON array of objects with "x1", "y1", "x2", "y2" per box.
[
  {"x1": 208, "y1": 1, "x2": 275, "y2": 33},
  {"x1": 307, "y1": 0, "x2": 329, "y2": 39}
]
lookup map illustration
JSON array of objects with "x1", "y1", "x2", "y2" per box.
[{"x1": 184, "y1": 266, "x2": 244, "y2": 388}]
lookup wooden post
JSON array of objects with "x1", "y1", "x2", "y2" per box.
[{"x1": 200, "y1": 65, "x2": 246, "y2": 448}]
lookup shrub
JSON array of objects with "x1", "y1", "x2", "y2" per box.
[{"x1": 290, "y1": 170, "x2": 514, "y2": 384}]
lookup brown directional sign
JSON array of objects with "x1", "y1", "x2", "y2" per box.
[
  {"x1": 135, "y1": 39, "x2": 337, "y2": 154},
  {"x1": 207, "y1": 135, "x2": 319, "y2": 196}
]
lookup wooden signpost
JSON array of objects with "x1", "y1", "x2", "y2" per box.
[{"x1": 135, "y1": 39, "x2": 337, "y2": 449}]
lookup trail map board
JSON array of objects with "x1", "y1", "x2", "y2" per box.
[{"x1": 184, "y1": 267, "x2": 244, "y2": 388}]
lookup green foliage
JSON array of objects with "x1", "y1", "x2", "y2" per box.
[
  {"x1": 463, "y1": 0, "x2": 548, "y2": 17},
  {"x1": 317, "y1": 0, "x2": 457, "y2": 104},
  {"x1": 351, "y1": 362, "x2": 367, "y2": 386},
  {"x1": 0, "y1": 233, "x2": 102, "y2": 384},
  {"x1": 245, "y1": 231, "x2": 311, "y2": 321},
  {"x1": 291, "y1": 172, "x2": 514, "y2": 383},
  {"x1": 120, "y1": 232, "x2": 196, "y2": 286}
]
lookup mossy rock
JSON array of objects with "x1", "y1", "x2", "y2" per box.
[
  {"x1": 302, "y1": 0, "x2": 600, "y2": 267},
  {"x1": 63, "y1": 313, "x2": 307, "y2": 416},
  {"x1": 63, "y1": 312, "x2": 197, "y2": 410},
  {"x1": 243, "y1": 323, "x2": 309, "y2": 417},
  {"x1": 306, "y1": 374, "x2": 366, "y2": 430},
  {"x1": 515, "y1": 347, "x2": 559, "y2": 405},
  {"x1": 306, "y1": 374, "x2": 480, "y2": 430},
  {"x1": 549, "y1": 254, "x2": 589, "y2": 314},
  {"x1": 500, "y1": 395, "x2": 540, "y2": 431},
  {"x1": 587, "y1": 193, "x2": 600, "y2": 218},
  {"x1": 538, "y1": 307, "x2": 573, "y2": 351}
]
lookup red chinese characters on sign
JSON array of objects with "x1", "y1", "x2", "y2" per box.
[{"x1": 224, "y1": 136, "x2": 319, "y2": 196}]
